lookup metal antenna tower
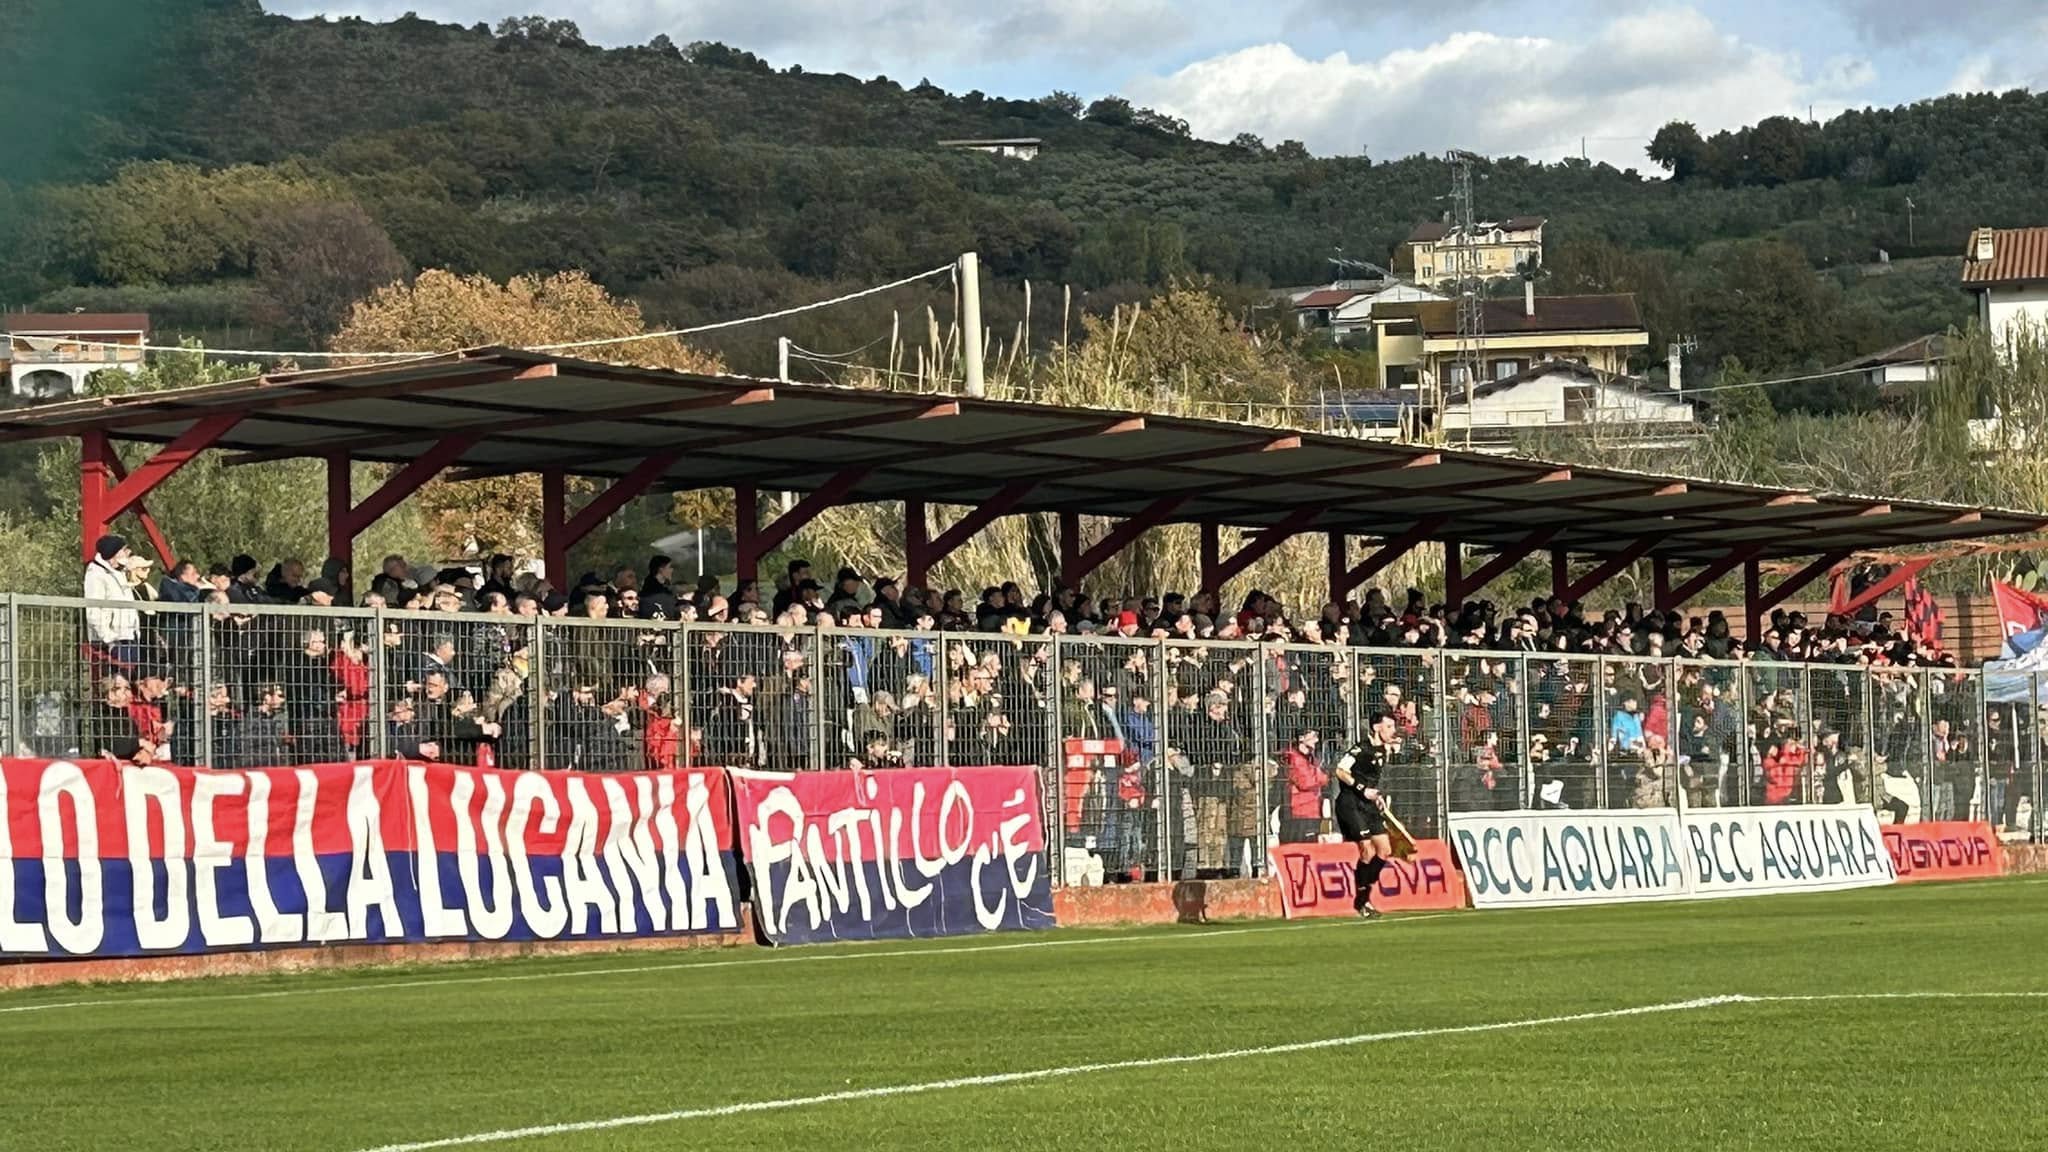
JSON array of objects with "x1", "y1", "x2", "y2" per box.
[{"x1": 1446, "y1": 148, "x2": 1484, "y2": 448}]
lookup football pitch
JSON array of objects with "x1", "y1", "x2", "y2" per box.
[{"x1": 2, "y1": 880, "x2": 2043, "y2": 1152}]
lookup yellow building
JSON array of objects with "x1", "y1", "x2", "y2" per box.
[
  {"x1": 1370, "y1": 290, "x2": 1648, "y2": 389},
  {"x1": 1398, "y1": 217, "x2": 1545, "y2": 289}
]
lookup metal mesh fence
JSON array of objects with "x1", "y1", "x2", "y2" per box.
[
  {"x1": 1871, "y1": 667, "x2": 1931, "y2": 823},
  {"x1": 1522, "y1": 654, "x2": 1601, "y2": 812},
  {"x1": 10, "y1": 594, "x2": 2048, "y2": 854},
  {"x1": 1607, "y1": 656, "x2": 1679, "y2": 809}
]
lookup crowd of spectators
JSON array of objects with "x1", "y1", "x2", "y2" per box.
[{"x1": 60, "y1": 534, "x2": 2035, "y2": 879}]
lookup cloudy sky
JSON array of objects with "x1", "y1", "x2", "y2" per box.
[{"x1": 278, "y1": 0, "x2": 2046, "y2": 166}]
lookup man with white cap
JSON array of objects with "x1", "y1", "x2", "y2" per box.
[{"x1": 83, "y1": 533, "x2": 141, "y2": 669}]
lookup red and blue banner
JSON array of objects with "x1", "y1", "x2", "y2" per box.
[
  {"x1": 730, "y1": 765, "x2": 1055, "y2": 946},
  {"x1": 0, "y1": 759, "x2": 741, "y2": 959}
]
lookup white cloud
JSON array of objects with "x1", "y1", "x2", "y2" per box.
[
  {"x1": 1943, "y1": 15, "x2": 2048, "y2": 93},
  {"x1": 1128, "y1": 6, "x2": 1876, "y2": 166}
]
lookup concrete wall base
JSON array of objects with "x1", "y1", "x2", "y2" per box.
[
  {"x1": 1054, "y1": 878, "x2": 1278, "y2": 927},
  {"x1": 0, "y1": 928, "x2": 749, "y2": 991},
  {"x1": 2001, "y1": 842, "x2": 2048, "y2": 875}
]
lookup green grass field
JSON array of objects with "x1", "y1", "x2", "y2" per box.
[{"x1": 3, "y1": 880, "x2": 2044, "y2": 1152}]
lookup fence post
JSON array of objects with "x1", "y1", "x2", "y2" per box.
[
  {"x1": 811, "y1": 622, "x2": 828, "y2": 773},
  {"x1": 2, "y1": 595, "x2": 16, "y2": 758},
  {"x1": 196, "y1": 603, "x2": 215, "y2": 768},
  {"x1": 1593, "y1": 653, "x2": 1610, "y2": 808},
  {"x1": 1153, "y1": 636, "x2": 1170, "y2": 882},
  {"x1": 1514, "y1": 654, "x2": 1534, "y2": 810},
  {"x1": 1432, "y1": 649, "x2": 1450, "y2": 834},
  {"x1": 1252, "y1": 643, "x2": 1271, "y2": 881},
  {"x1": 676, "y1": 620, "x2": 692, "y2": 769},
  {"x1": 935, "y1": 638, "x2": 952, "y2": 771},
  {"x1": 2023, "y1": 668, "x2": 2039, "y2": 840},
  {"x1": 367, "y1": 607, "x2": 390, "y2": 760}
]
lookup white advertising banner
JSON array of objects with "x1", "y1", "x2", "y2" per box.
[
  {"x1": 1682, "y1": 804, "x2": 1897, "y2": 897},
  {"x1": 1448, "y1": 809, "x2": 1691, "y2": 908},
  {"x1": 1451, "y1": 804, "x2": 1898, "y2": 908}
]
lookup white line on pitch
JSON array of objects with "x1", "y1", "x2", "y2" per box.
[
  {"x1": 346, "y1": 989, "x2": 2048, "y2": 1152},
  {"x1": 348, "y1": 994, "x2": 1752, "y2": 1152},
  {"x1": 0, "y1": 913, "x2": 1457, "y2": 1017}
]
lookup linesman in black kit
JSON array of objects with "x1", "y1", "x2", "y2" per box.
[{"x1": 1333, "y1": 711, "x2": 1398, "y2": 918}]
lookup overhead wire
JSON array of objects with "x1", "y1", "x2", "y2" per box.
[
  {"x1": 9, "y1": 264, "x2": 957, "y2": 364},
  {"x1": 528, "y1": 265, "x2": 953, "y2": 352}
]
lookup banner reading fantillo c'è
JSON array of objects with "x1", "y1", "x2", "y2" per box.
[
  {"x1": 730, "y1": 765, "x2": 1054, "y2": 946},
  {"x1": 1682, "y1": 805, "x2": 1897, "y2": 897},
  {"x1": 0, "y1": 758, "x2": 742, "y2": 960},
  {"x1": 1449, "y1": 809, "x2": 1691, "y2": 908}
]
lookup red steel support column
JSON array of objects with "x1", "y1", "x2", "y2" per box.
[
  {"x1": 904, "y1": 500, "x2": 931, "y2": 590},
  {"x1": 733, "y1": 487, "x2": 761, "y2": 583},
  {"x1": 537, "y1": 453, "x2": 687, "y2": 588},
  {"x1": 1058, "y1": 511, "x2": 1081, "y2": 587},
  {"x1": 1754, "y1": 551, "x2": 1854, "y2": 624},
  {"x1": 1743, "y1": 559, "x2": 1763, "y2": 642},
  {"x1": 1551, "y1": 549, "x2": 1571, "y2": 602},
  {"x1": 80, "y1": 429, "x2": 112, "y2": 565},
  {"x1": 326, "y1": 453, "x2": 354, "y2": 576},
  {"x1": 1203, "y1": 507, "x2": 1320, "y2": 595},
  {"x1": 908, "y1": 481, "x2": 1035, "y2": 591},
  {"x1": 1059, "y1": 497, "x2": 1187, "y2": 587},
  {"x1": 542, "y1": 470, "x2": 569, "y2": 588},
  {"x1": 1330, "y1": 517, "x2": 1449, "y2": 604},
  {"x1": 330, "y1": 433, "x2": 478, "y2": 580},
  {"x1": 78, "y1": 413, "x2": 242, "y2": 563},
  {"x1": 1445, "y1": 529, "x2": 1556, "y2": 606},
  {"x1": 101, "y1": 452, "x2": 176, "y2": 569},
  {"x1": 734, "y1": 469, "x2": 869, "y2": 584},
  {"x1": 1557, "y1": 538, "x2": 1657, "y2": 606},
  {"x1": 1653, "y1": 557, "x2": 1672, "y2": 612},
  {"x1": 1326, "y1": 533, "x2": 1348, "y2": 607},
  {"x1": 1657, "y1": 545, "x2": 1765, "y2": 613},
  {"x1": 1443, "y1": 542, "x2": 1464, "y2": 607}
]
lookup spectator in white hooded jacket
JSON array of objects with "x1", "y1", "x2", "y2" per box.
[{"x1": 83, "y1": 533, "x2": 141, "y2": 669}]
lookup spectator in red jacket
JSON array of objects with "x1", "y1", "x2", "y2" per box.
[
  {"x1": 1764, "y1": 732, "x2": 1808, "y2": 805},
  {"x1": 1281, "y1": 727, "x2": 1327, "y2": 843}
]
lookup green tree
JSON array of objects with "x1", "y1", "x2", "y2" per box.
[
  {"x1": 1646, "y1": 121, "x2": 1705, "y2": 180},
  {"x1": 1038, "y1": 90, "x2": 1083, "y2": 118},
  {"x1": 1084, "y1": 96, "x2": 1134, "y2": 126},
  {"x1": 1747, "y1": 116, "x2": 1812, "y2": 186},
  {"x1": 252, "y1": 200, "x2": 409, "y2": 347}
]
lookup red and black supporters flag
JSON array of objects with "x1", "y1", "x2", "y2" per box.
[{"x1": 1902, "y1": 577, "x2": 1945, "y2": 647}]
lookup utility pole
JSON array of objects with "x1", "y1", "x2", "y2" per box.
[
  {"x1": 1905, "y1": 196, "x2": 1916, "y2": 248},
  {"x1": 1446, "y1": 149, "x2": 1485, "y2": 449},
  {"x1": 776, "y1": 336, "x2": 790, "y2": 383},
  {"x1": 959, "y1": 252, "x2": 985, "y2": 398}
]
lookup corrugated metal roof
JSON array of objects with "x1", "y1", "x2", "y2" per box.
[
  {"x1": 1960, "y1": 227, "x2": 2048, "y2": 287},
  {"x1": 0, "y1": 346, "x2": 2035, "y2": 564},
  {"x1": 1293, "y1": 289, "x2": 1361, "y2": 309}
]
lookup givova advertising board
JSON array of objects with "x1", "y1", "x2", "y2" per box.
[
  {"x1": 1268, "y1": 840, "x2": 1467, "y2": 918},
  {"x1": 730, "y1": 765, "x2": 1054, "y2": 945},
  {"x1": 0, "y1": 758, "x2": 742, "y2": 959},
  {"x1": 1448, "y1": 809, "x2": 1692, "y2": 908},
  {"x1": 1450, "y1": 804, "x2": 1896, "y2": 908}
]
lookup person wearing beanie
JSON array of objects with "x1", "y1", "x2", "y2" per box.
[
  {"x1": 83, "y1": 533, "x2": 141, "y2": 667},
  {"x1": 227, "y1": 554, "x2": 267, "y2": 606}
]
